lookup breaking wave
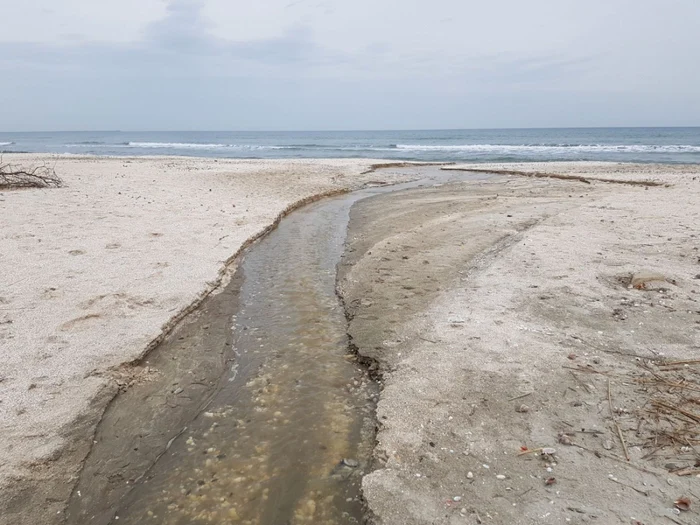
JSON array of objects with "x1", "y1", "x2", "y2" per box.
[
  {"x1": 126, "y1": 142, "x2": 247, "y2": 149},
  {"x1": 121, "y1": 142, "x2": 387, "y2": 151},
  {"x1": 114, "y1": 142, "x2": 700, "y2": 154},
  {"x1": 394, "y1": 144, "x2": 700, "y2": 153}
]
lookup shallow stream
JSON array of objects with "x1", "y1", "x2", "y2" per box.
[{"x1": 99, "y1": 166, "x2": 483, "y2": 525}]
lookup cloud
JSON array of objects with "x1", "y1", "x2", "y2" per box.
[
  {"x1": 0, "y1": 0, "x2": 698, "y2": 130},
  {"x1": 147, "y1": 0, "x2": 210, "y2": 51},
  {"x1": 0, "y1": 0, "x2": 594, "y2": 82},
  {"x1": 0, "y1": 0, "x2": 167, "y2": 44},
  {"x1": 0, "y1": 0, "x2": 334, "y2": 79}
]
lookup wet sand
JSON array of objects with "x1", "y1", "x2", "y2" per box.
[{"x1": 338, "y1": 162, "x2": 700, "y2": 524}]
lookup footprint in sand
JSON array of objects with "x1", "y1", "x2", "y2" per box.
[
  {"x1": 59, "y1": 313, "x2": 103, "y2": 331},
  {"x1": 78, "y1": 293, "x2": 157, "y2": 313}
]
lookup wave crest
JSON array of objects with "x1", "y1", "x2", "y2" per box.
[
  {"x1": 127, "y1": 142, "x2": 241, "y2": 149},
  {"x1": 395, "y1": 144, "x2": 700, "y2": 153}
]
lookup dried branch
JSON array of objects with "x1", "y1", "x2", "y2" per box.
[{"x1": 0, "y1": 157, "x2": 62, "y2": 189}]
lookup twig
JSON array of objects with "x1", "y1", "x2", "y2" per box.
[
  {"x1": 508, "y1": 392, "x2": 533, "y2": 401},
  {"x1": 563, "y1": 365, "x2": 607, "y2": 375},
  {"x1": 440, "y1": 167, "x2": 664, "y2": 187},
  {"x1": 636, "y1": 377, "x2": 700, "y2": 393},
  {"x1": 609, "y1": 477, "x2": 649, "y2": 496},
  {"x1": 674, "y1": 468, "x2": 700, "y2": 476},
  {"x1": 658, "y1": 359, "x2": 700, "y2": 367},
  {"x1": 132, "y1": 426, "x2": 188, "y2": 484},
  {"x1": 608, "y1": 379, "x2": 614, "y2": 417},
  {"x1": 569, "y1": 371, "x2": 592, "y2": 393},
  {"x1": 571, "y1": 442, "x2": 657, "y2": 475},
  {"x1": 0, "y1": 160, "x2": 62, "y2": 189},
  {"x1": 615, "y1": 421, "x2": 630, "y2": 461},
  {"x1": 653, "y1": 400, "x2": 700, "y2": 424},
  {"x1": 6, "y1": 277, "x2": 29, "y2": 288}
]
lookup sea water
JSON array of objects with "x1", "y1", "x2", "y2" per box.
[{"x1": 1, "y1": 128, "x2": 699, "y2": 163}]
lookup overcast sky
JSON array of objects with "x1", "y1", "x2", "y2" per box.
[{"x1": 2, "y1": 0, "x2": 699, "y2": 131}]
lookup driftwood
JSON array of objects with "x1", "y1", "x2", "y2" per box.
[{"x1": 0, "y1": 158, "x2": 62, "y2": 189}]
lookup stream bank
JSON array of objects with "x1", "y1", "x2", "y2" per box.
[{"x1": 66, "y1": 166, "x2": 485, "y2": 525}]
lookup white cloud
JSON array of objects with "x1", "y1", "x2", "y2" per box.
[
  {"x1": 0, "y1": 0, "x2": 698, "y2": 129},
  {"x1": 0, "y1": 0, "x2": 168, "y2": 43}
]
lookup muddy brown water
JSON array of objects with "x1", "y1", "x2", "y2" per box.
[{"x1": 68, "y1": 167, "x2": 488, "y2": 525}]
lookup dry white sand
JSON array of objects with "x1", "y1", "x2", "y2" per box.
[{"x1": 0, "y1": 155, "x2": 413, "y2": 522}]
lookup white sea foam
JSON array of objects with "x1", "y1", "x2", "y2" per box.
[
  {"x1": 125, "y1": 142, "x2": 372, "y2": 151},
  {"x1": 55, "y1": 141, "x2": 700, "y2": 156},
  {"x1": 394, "y1": 144, "x2": 700, "y2": 153},
  {"x1": 0, "y1": 142, "x2": 14, "y2": 146},
  {"x1": 127, "y1": 142, "x2": 242, "y2": 149}
]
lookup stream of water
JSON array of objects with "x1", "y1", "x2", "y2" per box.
[{"x1": 107, "y1": 167, "x2": 484, "y2": 525}]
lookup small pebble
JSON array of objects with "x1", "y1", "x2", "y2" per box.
[
  {"x1": 558, "y1": 433, "x2": 573, "y2": 445},
  {"x1": 453, "y1": 496, "x2": 462, "y2": 502},
  {"x1": 496, "y1": 474, "x2": 506, "y2": 480},
  {"x1": 467, "y1": 472, "x2": 474, "y2": 479}
]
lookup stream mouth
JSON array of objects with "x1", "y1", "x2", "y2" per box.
[{"x1": 68, "y1": 166, "x2": 491, "y2": 525}]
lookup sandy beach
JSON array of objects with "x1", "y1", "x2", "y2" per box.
[
  {"x1": 0, "y1": 154, "x2": 414, "y2": 525},
  {"x1": 339, "y1": 162, "x2": 700, "y2": 524},
  {"x1": 2, "y1": 157, "x2": 700, "y2": 525}
]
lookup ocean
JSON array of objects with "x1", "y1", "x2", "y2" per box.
[{"x1": 1, "y1": 128, "x2": 699, "y2": 164}]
